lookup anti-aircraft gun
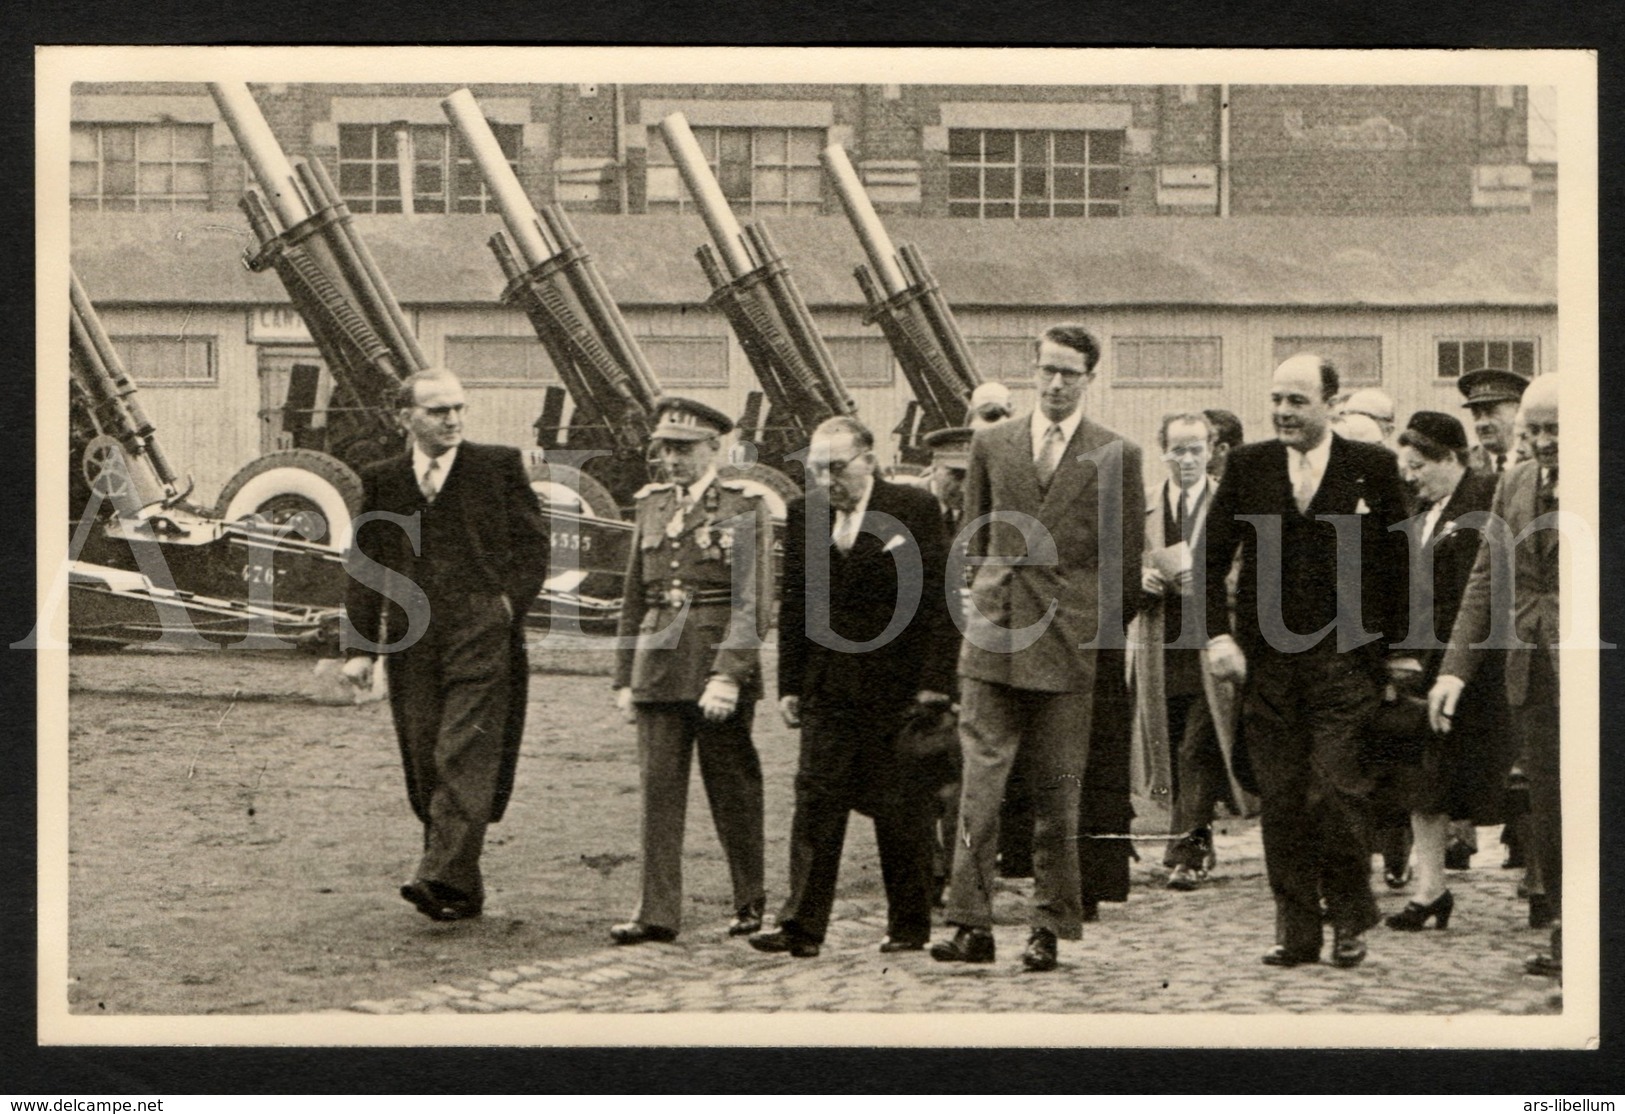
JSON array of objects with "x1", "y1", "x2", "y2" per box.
[
  {"x1": 210, "y1": 82, "x2": 628, "y2": 627},
  {"x1": 821, "y1": 144, "x2": 983, "y2": 464},
  {"x1": 68, "y1": 267, "x2": 349, "y2": 649},
  {"x1": 442, "y1": 90, "x2": 799, "y2": 525},
  {"x1": 659, "y1": 112, "x2": 858, "y2": 484}
]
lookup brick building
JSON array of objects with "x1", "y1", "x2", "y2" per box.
[{"x1": 67, "y1": 82, "x2": 1556, "y2": 504}]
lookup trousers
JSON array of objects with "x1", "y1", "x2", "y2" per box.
[
  {"x1": 1242, "y1": 647, "x2": 1381, "y2": 952},
  {"x1": 386, "y1": 591, "x2": 512, "y2": 904},
  {"x1": 632, "y1": 701, "x2": 765, "y2": 932},
  {"x1": 946, "y1": 678, "x2": 1092, "y2": 939},
  {"x1": 777, "y1": 703, "x2": 936, "y2": 944}
]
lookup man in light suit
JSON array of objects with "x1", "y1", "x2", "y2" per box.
[
  {"x1": 749, "y1": 416, "x2": 956, "y2": 958},
  {"x1": 930, "y1": 323, "x2": 1145, "y2": 972},
  {"x1": 342, "y1": 369, "x2": 549, "y2": 921},
  {"x1": 1431, "y1": 374, "x2": 1562, "y2": 976},
  {"x1": 1130, "y1": 412, "x2": 1254, "y2": 893},
  {"x1": 1204, "y1": 353, "x2": 1415, "y2": 969}
]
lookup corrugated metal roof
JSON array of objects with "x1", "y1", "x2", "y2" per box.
[{"x1": 70, "y1": 210, "x2": 1555, "y2": 309}]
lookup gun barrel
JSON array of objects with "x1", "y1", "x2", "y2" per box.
[
  {"x1": 441, "y1": 88, "x2": 557, "y2": 268},
  {"x1": 208, "y1": 82, "x2": 311, "y2": 231},
  {"x1": 658, "y1": 113, "x2": 754, "y2": 278},
  {"x1": 821, "y1": 144, "x2": 907, "y2": 298}
]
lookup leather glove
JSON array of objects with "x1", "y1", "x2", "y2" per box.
[
  {"x1": 340, "y1": 655, "x2": 374, "y2": 691},
  {"x1": 699, "y1": 676, "x2": 740, "y2": 722}
]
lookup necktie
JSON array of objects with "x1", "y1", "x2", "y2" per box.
[
  {"x1": 1292, "y1": 451, "x2": 1315, "y2": 515},
  {"x1": 420, "y1": 457, "x2": 441, "y2": 504},
  {"x1": 1036, "y1": 424, "x2": 1065, "y2": 487},
  {"x1": 833, "y1": 508, "x2": 856, "y2": 553},
  {"x1": 1178, "y1": 489, "x2": 1190, "y2": 542},
  {"x1": 1496, "y1": 453, "x2": 1507, "y2": 474}
]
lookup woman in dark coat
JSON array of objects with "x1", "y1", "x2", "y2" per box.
[{"x1": 1385, "y1": 412, "x2": 1510, "y2": 931}]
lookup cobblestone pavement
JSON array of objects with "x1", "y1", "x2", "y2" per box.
[{"x1": 345, "y1": 824, "x2": 1564, "y2": 1016}]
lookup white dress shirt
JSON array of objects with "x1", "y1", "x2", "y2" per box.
[
  {"x1": 1289, "y1": 432, "x2": 1334, "y2": 511},
  {"x1": 412, "y1": 444, "x2": 458, "y2": 499},
  {"x1": 832, "y1": 474, "x2": 875, "y2": 552},
  {"x1": 1030, "y1": 406, "x2": 1086, "y2": 463}
]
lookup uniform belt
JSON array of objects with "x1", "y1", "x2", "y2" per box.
[{"x1": 645, "y1": 586, "x2": 735, "y2": 609}]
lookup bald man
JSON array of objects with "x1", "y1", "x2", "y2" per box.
[{"x1": 1203, "y1": 354, "x2": 1415, "y2": 970}]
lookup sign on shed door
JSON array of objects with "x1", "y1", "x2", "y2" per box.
[{"x1": 257, "y1": 346, "x2": 330, "y2": 453}]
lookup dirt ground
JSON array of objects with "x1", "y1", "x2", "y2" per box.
[{"x1": 65, "y1": 638, "x2": 885, "y2": 1015}]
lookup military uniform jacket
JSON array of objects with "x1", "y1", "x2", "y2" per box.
[{"x1": 613, "y1": 473, "x2": 775, "y2": 702}]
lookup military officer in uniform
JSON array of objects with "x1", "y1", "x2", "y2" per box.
[
  {"x1": 1459, "y1": 366, "x2": 1530, "y2": 477},
  {"x1": 609, "y1": 398, "x2": 774, "y2": 945}
]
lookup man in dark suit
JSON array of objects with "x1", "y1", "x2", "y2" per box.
[
  {"x1": 342, "y1": 369, "x2": 549, "y2": 921},
  {"x1": 931, "y1": 323, "x2": 1145, "y2": 973},
  {"x1": 1432, "y1": 374, "x2": 1562, "y2": 976},
  {"x1": 1203, "y1": 353, "x2": 1415, "y2": 969},
  {"x1": 750, "y1": 416, "x2": 955, "y2": 957}
]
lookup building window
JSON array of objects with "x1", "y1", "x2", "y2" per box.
[
  {"x1": 948, "y1": 129, "x2": 1123, "y2": 219},
  {"x1": 70, "y1": 123, "x2": 212, "y2": 212},
  {"x1": 111, "y1": 336, "x2": 216, "y2": 383},
  {"x1": 337, "y1": 123, "x2": 521, "y2": 215},
  {"x1": 964, "y1": 337, "x2": 1037, "y2": 380},
  {"x1": 1112, "y1": 337, "x2": 1222, "y2": 386},
  {"x1": 641, "y1": 337, "x2": 730, "y2": 386},
  {"x1": 1435, "y1": 338, "x2": 1537, "y2": 380},
  {"x1": 1271, "y1": 336, "x2": 1383, "y2": 388},
  {"x1": 444, "y1": 336, "x2": 558, "y2": 384},
  {"x1": 646, "y1": 126, "x2": 824, "y2": 214},
  {"x1": 825, "y1": 336, "x2": 894, "y2": 387}
]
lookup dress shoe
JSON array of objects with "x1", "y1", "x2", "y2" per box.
[
  {"x1": 1261, "y1": 945, "x2": 1320, "y2": 968},
  {"x1": 1528, "y1": 894, "x2": 1556, "y2": 929},
  {"x1": 400, "y1": 880, "x2": 481, "y2": 922},
  {"x1": 1524, "y1": 951, "x2": 1562, "y2": 977},
  {"x1": 1167, "y1": 865, "x2": 1201, "y2": 892},
  {"x1": 727, "y1": 900, "x2": 765, "y2": 937},
  {"x1": 1021, "y1": 928, "x2": 1058, "y2": 972},
  {"x1": 1081, "y1": 901, "x2": 1100, "y2": 923},
  {"x1": 1385, "y1": 889, "x2": 1454, "y2": 931},
  {"x1": 609, "y1": 921, "x2": 677, "y2": 945},
  {"x1": 1444, "y1": 841, "x2": 1473, "y2": 871},
  {"x1": 1331, "y1": 931, "x2": 1368, "y2": 969},
  {"x1": 1383, "y1": 865, "x2": 1412, "y2": 889},
  {"x1": 748, "y1": 929, "x2": 819, "y2": 958},
  {"x1": 930, "y1": 925, "x2": 995, "y2": 964},
  {"x1": 878, "y1": 936, "x2": 925, "y2": 954},
  {"x1": 1502, "y1": 846, "x2": 1526, "y2": 870}
]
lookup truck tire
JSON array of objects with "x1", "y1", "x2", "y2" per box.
[
  {"x1": 521, "y1": 452, "x2": 622, "y2": 594},
  {"x1": 716, "y1": 462, "x2": 799, "y2": 522},
  {"x1": 215, "y1": 449, "x2": 364, "y2": 550}
]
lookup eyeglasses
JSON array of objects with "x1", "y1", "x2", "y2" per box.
[
  {"x1": 1034, "y1": 364, "x2": 1090, "y2": 381},
  {"x1": 1161, "y1": 445, "x2": 1207, "y2": 460},
  {"x1": 1523, "y1": 421, "x2": 1559, "y2": 437},
  {"x1": 807, "y1": 453, "x2": 868, "y2": 480}
]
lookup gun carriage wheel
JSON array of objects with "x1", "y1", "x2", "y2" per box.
[
  {"x1": 521, "y1": 454, "x2": 623, "y2": 596},
  {"x1": 82, "y1": 435, "x2": 138, "y2": 506},
  {"x1": 215, "y1": 448, "x2": 364, "y2": 550}
]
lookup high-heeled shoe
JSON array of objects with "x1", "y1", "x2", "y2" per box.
[{"x1": 1385, "y1": 889, "x2": 1453, "y2": 931}]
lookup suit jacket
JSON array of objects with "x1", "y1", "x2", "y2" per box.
[
  {"x1": 958, "y1": 413, "x2": 1146, "y2": 693},
  {"x1": 1127, "y1": 480, "x2": 1256, "y2": 821},
  {"x1": 778, "y1": 476, "x2": 956, "y2": 713},
  {"x1": 1414, "y1": 470, "x2": 1499, "y2": 684},
  {"x1": 343, "y1": 441, "x2": 549, "y2": 820},
  {"x1": 1439, "y1": 460, "x2": 1559, "y2": 707},
  {"x1": 613, "y1": 476, "x2": 775, "y2": 702},
  {"x1": 1204, "y1": 434, "x2": 1411, "y2": 674}
]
